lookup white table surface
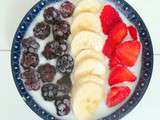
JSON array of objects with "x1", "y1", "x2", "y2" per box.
[{"x1": 0, "y1": 0, "x2": 160, "y2": 120}]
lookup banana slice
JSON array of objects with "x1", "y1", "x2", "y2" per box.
[
  {"x1": 74, "y1": 0, "x2": 102, "y2": 16},
  {"x1": 76, "y1": 75, "x2": 105, "y2": 87},
  {"x1": 71, "y1": 13, "x2": 102, "y2": 36},
  {"x1": 75, "y1": 49, "x2": 105, "y2": 67},
  {"x1": 71, "y1": 31, "x2": 105, "y2": 57},
  {"x1": 73, "y1": 59, "x2": 106, "y2": 80},
  {"x1": 72, "y1": 82, "x2": 103, "y2": 120}
]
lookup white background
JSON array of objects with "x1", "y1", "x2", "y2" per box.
[{"x1": 0, "y1": 0, "x2": 160, "y2": 120}]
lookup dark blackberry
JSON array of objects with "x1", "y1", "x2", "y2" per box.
[
  {"x1": 21, "y1": 51, "x2": 39, "y2": 69},
  {"x1": 33, "y1": 21, "x2": 50, "y2": 40},
  {"x1": 37, "y1": 63, "x2": 56, "y2": 82},
  {"x1": 56, "y1": 84, "x2": 70, "y2": 97},
  {"x1": 60, "y1": 1, "x2": 75, "y2": 18},
  {"x1": 43, "y1": 7, "x2": 61, "y2": 24},
  {"x1": 42, "y1": 41, "x2": 68, "y2": 60},
  {"x1": 55, "y1": 95, "x2": 71, "y2": 116},
  {"x1": 41, "y1": 83, "x2": 58, "y2": 101},
  {"x1": 57, "y1": 75, "x2": 72, "y2": 92},
  {"x1": 21, "y1": 37, "x2": 40, "y2": 53},
  {"x1": 56, "y1": 54, "x2": 74, "y2": 74},
  {"x1": 52, "y1": 20, "x2": 71, "y2": 41},
  {"x1": 21, "y1": 67, "x2": 41, "y2": 91}
]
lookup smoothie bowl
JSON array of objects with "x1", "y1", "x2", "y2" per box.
[{"x1": 11, "y1": 0, "x2": 153, "y2": 120}]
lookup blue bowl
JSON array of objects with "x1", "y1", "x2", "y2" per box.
[{"x1": 11, "y1": 0, "x2": 153, "y2": 120}]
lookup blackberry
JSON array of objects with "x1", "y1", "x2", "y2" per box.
[
  {"x1": 52, "y1": 20, "x2": 71, "y2": 41},
  {"x1": 42, "y1": 41, "x2": 68, "y2": 60},
  {"x1": 21, "y1": 51, "x2": 39, "y2": 69},
  {"x1": 56, "y1": 54, "x2": 74, "y2": 74},
  {"x1": 55, "y1": 95, "x2": 71, "y2": 116},
  {"x1": 21, "y1": 67, "x2": 41, "y2": 91},
  {"x1": 60, "y1": 1, "x2": 75, "y2": 18},
  {"x1": 43, "y1": 7, "x2": 61, "y2": 24},
  {"x1": 37, "y1": 63, "x2": 56, "y2": 82},
  {"x1": 41, "y1": 83, "x2": 58, "y2": 101},
  {"x1": 33, "y1": 21, "x2": 50, "y2": 40},
  {"x1": 56, "y1": 84, "x2": 70, "y2": 97},
  {"x1": 21, "y1": 37, "x2": 40, "y2": 53},
  {"x1": 57, "y1": 75, "x2": 72, "y2": 92}
]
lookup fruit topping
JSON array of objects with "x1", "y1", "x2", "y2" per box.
[
  {"x1": 42, "y1": 40, "x2": 68, "y2": 60},
  {"x1": 43, "y1": 7, "x2": 61, "y2": 24},
  {"x1": 57, "y1": 75, "x2": 72, "y2": 92},
  {"x1": 56, "y1": 54, "x2": 74, "y2": 74},
  {"x1": 107, "y1": 86, "x2": 131, "y2": 107},
  {"x1": 109, "y1": 55, "x2": 121, "y2": 69},
  {"x1": 102, "y1": 22, "x2": 128, "y2": 58},
  {"x1": 41, "y1": 83, "x2": 59, "y2": 101},
  {"x1": 21, "y1": 67, "x2": 41, "y2": 91},
  {"x1": 100, "y1": 5, "x2": 122, "y2": 35},
  {"x1": 21, "y1": 37, "x2": 40, "y2": 53},
  {"x1": 109, "y1": 22, "x2": 128, "y2": 46},
  {"x1": 115, "y1": 41, "x2": 141, "y2": 66},
  {"x1": 109, "y1": 65, "x2": 137, "y2": 86},
  {"x1": 128, "y1": 25, "x2": 138, "y2": 40},
  {"x1": 60, "y1": 1, "x2": 75, "y2": 18},
  {"x1": 37, "y1": 63, "x2": 56, "y2": 83},
  {"x1": 33, "y1": 21, "x2": 50, "y2": 40},
  {"x1": 52, "y1": 20, "x2": 71, "y2": 41},
  {"x1": 56, "y1": 100, "x2": 71, "y2": 116},
  {"x1": 21, "y1": 52, "x2": 39, "y2": 69}
]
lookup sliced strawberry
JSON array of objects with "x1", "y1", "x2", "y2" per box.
[
  {"x1": 109, "y1": 65, "x2": 137, "y2": 86},
  {"x1": 109, "y1": 22, "x2": 128, "y2": 45},
  {"x1": 128, "y1": 26, "x2": 138, "y2": 40},
  {"x1": 102, "y1": 22, "x2": 128, "y2": 58},
  {"x1": 100, "y1": 5, "x2": 122, "y2": 35},
  {"x1": 103, "y1": 38, "x2": 116, "y2": 58},
  {"x1": 107, "y1": 86, "x2": 131, "y2": 107},
  {"x1": 109, "y1": 55, "x2": 121, "y2": 68},
  {"x1": 116, "y1": 41, "x2": 141, "y2": 66}
]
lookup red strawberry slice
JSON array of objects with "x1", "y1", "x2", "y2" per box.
[
  {"x1": 128, "y1": 26, "x2": 138, "y2": 40},
  {"x1": 109, "y1": 65, "x2": 137, "y2": 86},
  {"x1": 103, "y1": 38, "x2": 115, "y2": 58},
  {"x1": 107, "y1": 86, "x2": 131, "y2": 107},
  {"x1": 109, "y1": 55, "x2": 121, "y2": 69},
  {"x1": 109, "y1": 22, "x2": 128, "y2": 45},
  {"x1": 102, "y1": 22, "x2": 128, "y2": 58},
  {"x1": 116, "y1": 41, "x2": 141, "y2": 66},
  {"x1": 100, "y1": 5, "x2": 122, "y2": 35}
]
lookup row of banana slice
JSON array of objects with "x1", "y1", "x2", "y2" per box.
[{"x1": 70, "y1": 0, "x2": 109, "y2": 120}]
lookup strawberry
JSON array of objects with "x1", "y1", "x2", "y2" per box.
[
  {"x1": 109, "y1": 22, "x2": 128, "y2": 45},
  {"x1": 128, "y1": 26, "x2": 138, "y2": 40},
  {"x1": 100, "y1": 5, "x2": 122, "y2": 35},
  {"x1": 102, "y1": 22, "x2": 128, "y2": 58},
  {"x1": 103, "y1": 38, "x2": 115, "y2": 58},
  {"x1": 109, "y1": 65, "x2": 137, "y2": 86},
  {"x1": 116, "y1": 41, "x2": 141, "y2": 66},
  {"x1": 107, "y1": 86, "x2": 131, "y2": 107},
  {"x1": 109, "y1": 55, "x2": 121, "y2": 68}
]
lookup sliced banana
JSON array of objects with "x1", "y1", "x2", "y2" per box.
[
  {"x1": 71, "y1": 13, "x2": 102, "y2": 36},
  {"x1": 75, "y1": 49, "x2": 105, "y2": 67},
  {"x1": 73, "y1": 59, "x2": 106, "y2": 80},
  {"x1": 72, "y1": 82, "x2": 103, "y2": 120},
  {"x1": 71, "y1": 31, "x2": 105, "y2": 57},
  {"x1": 74, "y1": 0, "x2": 102, "y2": 16},
  {"x1": 76, "y1": 75, "x2": 105, "y2": 87}
]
